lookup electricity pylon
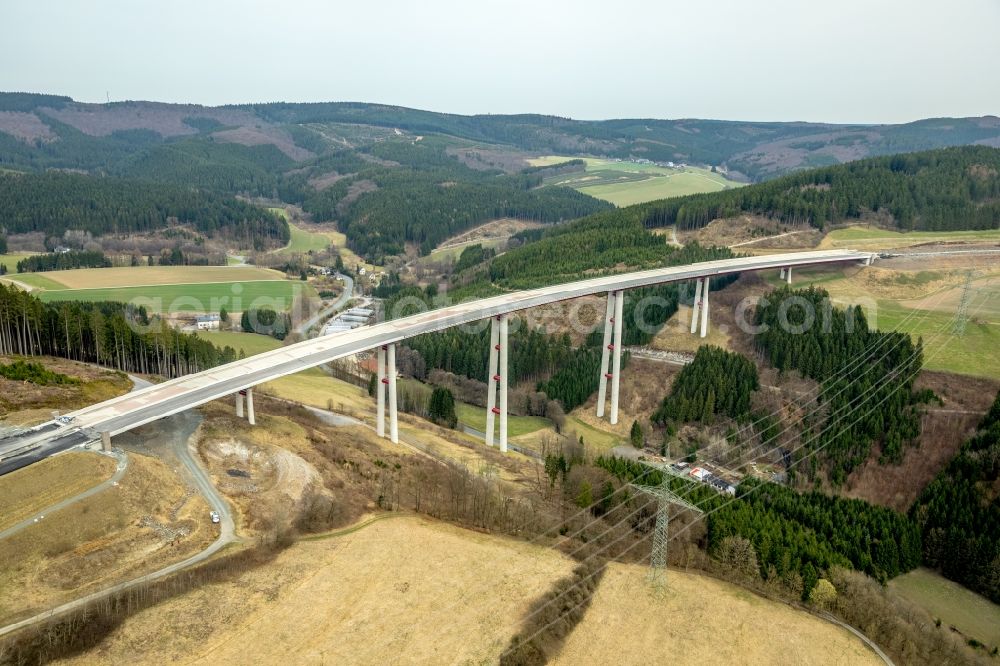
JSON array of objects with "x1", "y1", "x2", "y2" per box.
[
  {"x1": 631, "y1": 463, "x2": 704, "y2": 588},
  {"x1": 953, "y1": 270, "x2": 977, "y2": 336}
]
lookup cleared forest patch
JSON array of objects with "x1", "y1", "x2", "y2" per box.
[
  {"x1": 551, "y1": 563, "x2": 883, "y2": 665},
  {"x1": 0, "y1": 355, "x2": 132, "y2": 424}
]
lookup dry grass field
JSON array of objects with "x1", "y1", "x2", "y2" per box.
[
  {"x1": 551, "y1": 563, "x2": 882, "y2": 666},
  {"x1": 0, "y1": 453, "x2": 213, "y2": 625},
  {"x1": 0, "y1": 452, "x2": 116, "y2": 531},
  {"x1": 22, "y1": 265, "x2": 283, "y2": 290},
  {"x1": 56, "y1": 516, "x2": 575, "y2": 665}
]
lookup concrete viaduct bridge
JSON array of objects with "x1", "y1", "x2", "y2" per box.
[{"x1": 55, "y1": 249, "x2": 873, "y2": 454}]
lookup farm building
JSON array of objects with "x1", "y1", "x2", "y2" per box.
[{"x1": 195, "y1": 314, "x2": 221, "y2": 330}]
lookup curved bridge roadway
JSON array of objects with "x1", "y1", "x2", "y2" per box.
[{"x1": 62, "y1": 249, "x2": 872, "y2": 439}]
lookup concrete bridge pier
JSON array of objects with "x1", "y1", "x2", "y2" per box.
[
  {"x1": 375, "y1": 344, "x2": 398, "y2": 443},
  {"x1": 484, "y1": 314, "x2": 509, "y2": 452},
  {"x1": 785, "y1": 266, "x2": 792, "y2": 284},
  {"x1": 376, "y1": 346, "x2": 386, "y2": 438},
  {"x1": 246, "y1": 388, "x2": 255, "y2": 426},
  {"x1": 387, "y1": 344, "x2": 398, "y2": 444},
  {"x1": 595, "y1": 291, "x2": 624, "y2": 425},
  {"x1": 699, "y1": 277, "x2": 710, "y2": 338},
  {"x1": 690, "y1": 279, "x2": 703, "y2": 334},
  {"x1": 596, "y1": 290, "x2": 617, "y2": 419},
  {"x1": 100, "y1": 431, "x2": 111, "y2": 451},
  {"x1": 235, "y1": 392, "x2": 244, "y2": 418},
  {"x1": 610, "y1": 291, "x2": 624, "y2": 425}
]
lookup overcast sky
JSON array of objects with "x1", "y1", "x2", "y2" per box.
[{"x1": 3, "y1": 0, "x2": 999, "y2": 124}]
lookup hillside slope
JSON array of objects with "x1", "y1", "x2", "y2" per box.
[{"x1": 2, "y1": 93, "x2": 999, "y2": 180}]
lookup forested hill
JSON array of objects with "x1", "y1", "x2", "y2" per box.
[
  {"x1": 0, "y1": 171, "x2": 288, "y2": 248},
  {"x1": 2, "y1": 93, "x2": 1000, "y2": 181},
  {"x1": 911, "y1": 390, "x2": 1000, "y2": 603},
  {"x1": 636, "y1": 146, "x2": 1000, "y2": 233}
]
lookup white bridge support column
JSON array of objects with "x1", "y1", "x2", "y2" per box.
[
  {"x1": 699, "y1": 277, "x2": 710, "y2": 338},
  {"x1": 376, "y1": 346, "x2": 386, "y2": 439},
  {"x1": 596, "y1": 291, "x2": 617, "y2": 418},
  {"x1": 498, "y1": 315, "x2": 509, "y2": 453},
  {"x1": 387, "y1": 343, "x2": 398, "y2": 444},
  {"x1": 690, "y1": 279, "x2": 703, "y2": 334},
  {"x1": 246, "y1": 388, "x2": 255, "y2": 426},
  {"x1": 610, "y1": 291, "x2": 624, "y2": 425},
  {"x1": 484, "y1": 314, "x2": 509, "y2": 452},
  {"x1": 100, "y1": 431, "x2": 111, "y2": 452},
  {"x1": 235, "y1": 391, "x2": 244, "y2": 418},
  {"x1": 485, "y1": 317, "x2": 500, "y2": 448},
  {"x1": 779, "y1": 267, "x2": 786, "y2": 280},
  {"x1": 785, "y1": 266, "x2": 792, "y2": 284}
]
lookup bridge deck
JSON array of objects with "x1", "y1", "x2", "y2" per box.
[{"x1": 63, "y1": 249, "x2": 871, "y2": 436}]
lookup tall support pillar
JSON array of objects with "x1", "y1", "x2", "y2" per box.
[
  {"x1": 699, "y1": 277, "x2": 710, "y2": 338},
  {"x1": 376, "y1": 346, "x2": 386, "y2": 439},
  {"x1": 387, "y1": 344, "x2": 398, "y2": 444},
  {"x1": 610, "y1": 292, "x2": 624, "y2": 425},
  {"x1": 785, "y1": 266, "x2": 792, "y2": 284},
  {"x1": 779, "y1": 267, "x2": 786, "y2": 280},
  {"x1": 498, "y1": 315, "x2": 509, "y2": 453},
  {"x1": 485, "y1": 317, "x2": 500, "y2": 448},
  {"x1": 235, "y1": 392, "x2": 244, "y2": 418},
  {"x1": 100, "y1": 431, "x2": 111, "y2": 452},
  {"x1": 246, "y1": 388, "x2": 255, "y2": 426},
  {"x1": 690, "y1": 279, "x2": 703, "y2": 335},
  {"x1": 596, "y1": 291, "x2": 616, "y2": 418}
]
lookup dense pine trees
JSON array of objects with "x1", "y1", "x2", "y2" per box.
[
  {"x1": 0, "y1": 285, "x2": 238, "y2": 378},
  {"x1": 911, "y1": 390, "x2": 1000, "y2": 603},
  {"x1": 637, "y1": 145, "x2": 1000, "y2": 232},
  {"x1": 652, "y1": 346, "x2": 759, "y2": 424},
  {"x1": 17, "y1": 251, "x2": 110, "y2": 272},
  {"x1": 753, "y1": 286, "x2": 924, "y2": 483},
  {"x1": 0, "y1": 171, "x2": 288, "y2": 248},
  {"x1": 596, "y1": 456, "x2": 921, "y2": 598},
  {"x1": 296, "y1": 142, "x2": 610, "y2": 261}
]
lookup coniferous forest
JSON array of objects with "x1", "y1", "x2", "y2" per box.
[
  {"x1": 596, "y1": 456, "x2": 921, "y2": 599},
  {"x1": 753, "y1": 286, "x2": 924, "y2": 484},
  {"x1": 911, "y1": 390, "x2": 1000, "y2": 603},
  {"x1": 652, "y1": 346, "x2": 759, "y2": 424},
  {"x1": 0, "y1": 285, "x2": 238, "y2": 377},
  {"x1": 0, "y1": 171, "x2": 288, "y2": 248},
  {"x1": 637, "y1": 146, "x2": 1000, "y2": 232}
]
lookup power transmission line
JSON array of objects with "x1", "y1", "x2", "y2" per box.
[
  {"x1": 953, "y1": 270, "x2": 976, "y2": 335},
  {"x1": 631, "y1": 462, "x2": 703, "y2": 587}
]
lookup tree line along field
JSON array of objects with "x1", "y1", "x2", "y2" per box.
[
  {"x1": 820, "y1": 225, "x2": 1000, "y2": 250},
  {"x1": 0, "y1": 252, "x2": 38, "y2": 273},
  {"x1": 762, "y1": 265, "x2": 1000, "y2": 379},
  {"x1": 0, "y1": 265, "x2": 310, "y2": 315},
  {"x1": 890, "y1": 568, "x2": 1000, "y2": 647},
  {"x1": 34, "y1": 280, "x2": 312, "y2": 314},
  {"x1": 529, "y1": 155, "x2": 742, "y2": 206},
  {"x1": 6, "y1": 265, "x2": 284, "y2": 289}
]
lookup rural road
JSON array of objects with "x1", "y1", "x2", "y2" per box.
[
  {"x1": 819, "y1": 611, "x2": 896, "y2": 666},
  {"x1": 0, "y1": 448, "x2": 127, "y2": 542},
  {"x1": 0, "y1": 409, "x2": 237, "y2": 639},
  {"x1": 294, "y1": 272, "x2": 355, "y2": 337}
]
